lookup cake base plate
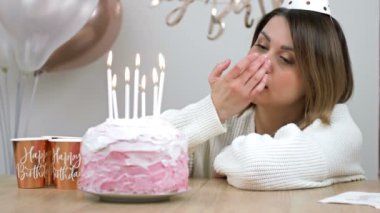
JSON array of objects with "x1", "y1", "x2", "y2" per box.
[{"x1": 83, "y1": 190, "x2": 188, "y2": 203}]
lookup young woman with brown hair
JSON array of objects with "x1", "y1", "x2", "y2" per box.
[{"x1": 162, "y1": 0, "x2": 365, "y2": 190}]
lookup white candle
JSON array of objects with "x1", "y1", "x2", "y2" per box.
[
  {"x1": 152, "y1": 67, "x2": 159, "y2": 116},
  {"x1": 133, "y1": 53, "x2": 140, "y2": 119},
  {"x1": 107, "y1": 51, "x2": 113, "y2": 67},
  {"x1": 112, "y1": 74, "x2": 119, "y2": 119},
  {"x1": 124, "y1": 67, "x2": 130, "y2": 119},
  {"x1": 141, "y1": 74, "x2": 146, "y2": 117},
  {"x1": 157, "y1": 53, "x2": 166, "y2": 114},
  {"x1": 106, "y1": 51, "x2": 113, "y2": 120}
]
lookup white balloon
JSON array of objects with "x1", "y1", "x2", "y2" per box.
[
  {"x1": 0, "y1": 23, "x2": 16, "y2": 70},
  {"x1": 0, "y1": 0, "x2": 99, "y2": 73}
]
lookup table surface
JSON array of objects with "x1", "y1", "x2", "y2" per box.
[{"x1": 1, "y1": 175, "x2": 379, "y2": 213}]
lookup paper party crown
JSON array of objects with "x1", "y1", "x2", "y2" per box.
[{"x1": 281, "y1": 0, "x2": 331, "y2": 16}]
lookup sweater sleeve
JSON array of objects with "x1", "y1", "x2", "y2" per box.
[
  {"x1": 213, "y1": 124, "x2": 330, "y2": 190},
  {"x1": 161, "y1": 95, "x2": 227, "y2": 152}
]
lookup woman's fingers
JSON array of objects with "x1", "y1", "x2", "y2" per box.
[
  {"x1": 209, "y1": 53, "x2": 270, "y2": 122},
  {"x1": 225, "y1": 53, "x2": 258, "y2": 80},
  {"x1": 250, "y1": 74, "x2": 268, "y2": 98},
  {"x1": 208, "y1": 59, "x2": 231, "y2": 84},
  {"x1": 249, "y1": 54, "x2": 268, "y2": 73},
  {"x1": 244, "y1": 59, "x2": 270, "y2": 91},
  {"x1": 239, "y1": 55, "x2": 267, "y2": 84}
]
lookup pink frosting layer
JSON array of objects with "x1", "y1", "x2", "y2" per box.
[{"x1": 79, "y1": 118, "x2": 189, "y2": 194}]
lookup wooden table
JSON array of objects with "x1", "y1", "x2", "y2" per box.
[{"x1": 1, "y1": 175, "x2": 379, "y2": 212}]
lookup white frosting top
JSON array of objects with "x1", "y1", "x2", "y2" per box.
[{"x1": 82, "y1": 117, "x2": 187, "y2": 153}]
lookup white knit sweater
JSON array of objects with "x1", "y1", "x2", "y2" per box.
[{"x1": 161, "y1": 95, "x2": 365, "y2": 190}]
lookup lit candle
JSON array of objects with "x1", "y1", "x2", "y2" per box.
[
  {"x1": 106, "y1": 51, "x2": 113, "y2": 120},
  {"x1": 157, "y1": 52, "x2": 166, "y2": 115},
  {"x1": 141, "y1": 74, "x2": 146, "y2": 117},
  {"x1": 112, "y1": 74, "x2": 119, "y2": 119},
  {"x1": 152, "y1": 67, "x2": 159, "y2": 116},
  {"x1": 133, "y1": 53, "x2": 140, "y2": 119},
  {"x1": 107, "y1": 50, "x2": 113, "y2": 66},
  {"x1": 124, "y1": 67, "x2": 130, "y2": 119}
]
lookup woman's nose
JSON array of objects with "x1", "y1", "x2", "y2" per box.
[
  {"x1": 266, "y1": 59, "x2": 273, "y2": 74},
  {"x1": 261, "y1": 54, "x2": 273, "y2": 74}
]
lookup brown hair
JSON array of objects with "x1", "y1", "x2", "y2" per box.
[{"x1": 251, "y1": 8, "x2": 353, "y2": 128}]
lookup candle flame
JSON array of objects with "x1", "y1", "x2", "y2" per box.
[
  {"x1": 112, "y1": 74, "x2": 117, "y2": 88},
  {"x1": 107, "y1": 51, "x2": 113, "y2": 67},
  {"x1": 135, "y1": 53, "x2": 141, "y2": 67},
  {"x1": 151, "y1": 0, "x2": 160, "y2": 6},
  {"x1": 211, "y1": 8, "x2": 217, "y2": 16},
  {"x1": 141, "y1": 74, "x2": 146, "y2": 90},
  {"x1": 152, "y1": 67, "x2": 158, "y2": 84},
  {"x1": 158, "y1": 53, "x2": 165, "y2": 70},
  {"x1": 125, "y1": 67, "x2": 130, "y2": 82}
]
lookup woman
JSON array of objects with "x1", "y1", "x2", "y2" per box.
[{"x1": 162, "y1": 2, "x2": 365, "y2": 190}]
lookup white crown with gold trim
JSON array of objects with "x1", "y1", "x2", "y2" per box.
[{"x1": 281, "y1": 0, "x2": 331, "y2": 16}]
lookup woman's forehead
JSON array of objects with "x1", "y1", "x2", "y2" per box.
[{"x1": 260, "y1": 16, "x2": 293, "y2": 47}]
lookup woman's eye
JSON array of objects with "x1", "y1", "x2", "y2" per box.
[
  {"x1": 255, "y1": 44, "x2": 268, "y2": 51},
  {"x1": 280, "y1": 56, "x2": 294, "y2": 65}
]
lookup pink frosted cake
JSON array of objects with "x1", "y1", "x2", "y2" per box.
[{"x1": 79, "y1": 118, "x2": 188, "y2": 194}]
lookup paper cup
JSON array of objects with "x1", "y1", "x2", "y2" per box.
[
  {"x1": 12, "y1": 137, "x2": 49, "y2": 188},
  {"x1": 49, "y1": 138, "x2": 81, "y2": 190}
]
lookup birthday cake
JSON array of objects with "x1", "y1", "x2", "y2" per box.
[{"x1": 78, "y1": 117, "x2": 189, "y2": 194}]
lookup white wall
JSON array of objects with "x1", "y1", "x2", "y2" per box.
[
  {"x1": 335, "y1": 1, "x2": 379, "y2": 179},
  {"x1": 2, "y1": 0, "x2": 379, "y2": 178}
]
